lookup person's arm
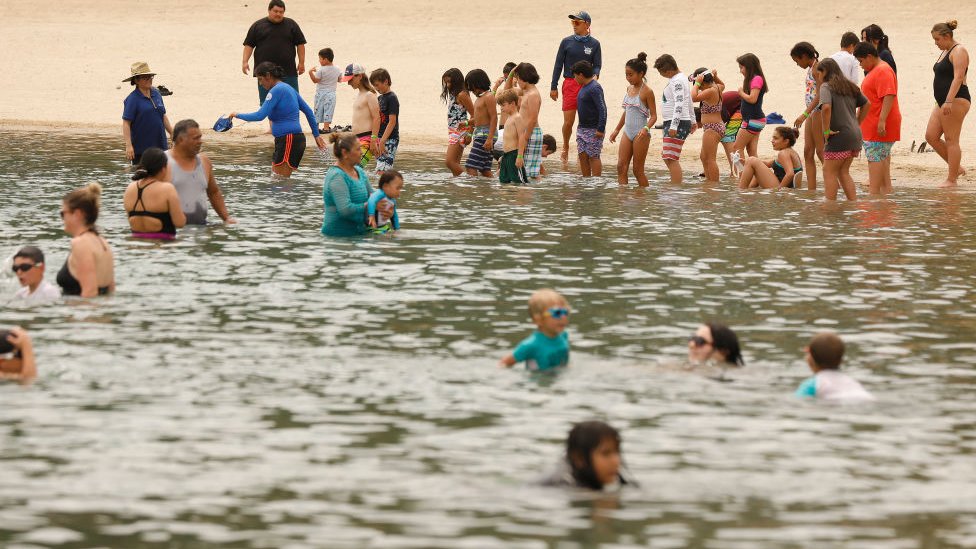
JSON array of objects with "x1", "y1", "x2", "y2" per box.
[
  {"x1": 166, "y1": 184, "x2": 187, "y2": 228},
  {"x1": 296, "y1": 44, "x2": 306, "y2": 75},
  {"x1": 856, "y1": 95, "x2": 870, "y2": 124},
  {"x1": 592, "y1": 40, "x2": 602, "y2": 78},
  {"x1": 201, "y1": 155, "x2": 235, "y2": 223},
  {"x1": 242, "y1": 45, "x2": 254, "y2": 75},
  {"x1": 643, "y1": 88, "x2": 658, "y2": 134},
  {"x1": 596, "y1": 87, "x2": 608, "y2": 135},
  {"x1": 122, "y1": 120, "x2": 135, "y2": 161},
  {"x1": 819, "y1": 84, "x2": 835, "y2": 139},
  {"x1": 943, "y1": 46, "x2": 970, "y2": 114},
  {"x1": 499, "y1": 353, "x2": 517, "y2": 368},
  {"x1": 795, "y1": 65, "x2": 821, "y2": 128},
  {"x1": 486, "y1": 99, "x2": 497, "y2": 150},
  {"x1": 163, "y1": 114, "x2": 173, "y2": 138},
  {"x1": 71, "y1": 240, "x2": 99, "y2": 298},
  {"x1": 877, "y1": 95, "x2": 895, "y2": 137},
  {"x1": 777, "y1": 150, "x2": 795, "y2": 189},
  {"x1": 309, "y1": 67, "x2": 321, "y2": 83},
  {"x1": 328, "y1": 170, "x2": 368, "y2": 222},
  {"x1": 5, "y1": 328, "x2": 36, "y2": 382},
  {"x1": 232, "y1": 90, "x2": 277, "y2": 122},
  {"x1": 739, "y1": 85, "x2": 760, "y2": 104},
  {"x1": 609, "y1": 112, "x2": 625, "y2": 143},
  {"x1": 366, "y1": 191, "x2": 381, "y2": 228},
  {"x1": 551, "y1": 38, "x2": 567, "y2": 93},
  {"x1": 457, "y1": 90, "x2": 475, "y2": 117},
  {"x1": 671, "y1": 79, "x2": 690, "y2": 133}
]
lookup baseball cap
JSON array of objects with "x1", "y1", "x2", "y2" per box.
[
  {"x1": 340, "y1": 63, "x2": 366, "y2": 82},
  {"x1": 568, "y1": 11, "x2": 591, "y2": 23}
]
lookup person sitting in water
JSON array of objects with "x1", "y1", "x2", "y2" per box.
[
  {"x1": 123, "y1": 147, "x2": 186, "y2": 240},
  {"x1": 539, "y1": 421, "x2": 634, "y2": 490},
  {"x1": 688, "y1": 322, "x2": 745, "y2": 367},
  {"x1": 11, "y1": 246, "x2": 61, "y2": 303},
  {"x1": 737, "y1": 126, "x2": 803, "y2": 190},
  {"x1": 367, "y1": 170, "x2": 403, "y2": 233},
  {"x1": 499, "y1": 288, "x2": 571, "y2": 371},
  {"x1": 58, "y1": 183, "x2": 115, "y2": 297},
  {"x1": 795, "y1": 332, "x2": 874, "y2": 401},
  {"x1": 0, "y1": 327, "x2": 37, "y2": 382}
]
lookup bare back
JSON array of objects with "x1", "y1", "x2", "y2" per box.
[{"x1": 520, "y1": 85, "x2": 542, "y2": 129}]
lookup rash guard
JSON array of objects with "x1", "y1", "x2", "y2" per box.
[{"x1": 237, "y1": 81, "x2": 319, "y2": 138}]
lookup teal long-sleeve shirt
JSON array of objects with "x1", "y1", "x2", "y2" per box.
[{"x1": 321, "y1": 165, "x2": 372, "y2": 236}]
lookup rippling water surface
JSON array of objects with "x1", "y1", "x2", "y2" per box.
[{"x1": 2, "y1": 130, "x2": 976, "y2": 548}]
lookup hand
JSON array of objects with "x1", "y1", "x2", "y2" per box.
[
  {"x1": 595, "y1": 131, "x2": 605, "y2": 139},
  {"x1": 483, "y1": 138, "x2": 492, "y2": 152},
  {"x1": 125, "y1": 144, "x2": 135, "y2": 161},
  {"x1": 377, "y1": 199, "x2": 394, "y2": 218},
  {"x1": 609, "y1": 130, "x2": 618, "y2": 144},
  {"x1": 669, "y1": 129, "x2": 677, "y2": 138},
  {"x1": 315, "y1": 135, "x2": 326, "y2": 150},
  {"x1": 242, "y1": 62, "x2": 250, "y2": 75},
  {"x1": 637, "y1": 127, "x2": 649, "y2": 139},
  {"x1": 367, "y1": 216, "x2": 377, "y2": 228},
  {"x1": 690, "y1": 124, "x2": 698, "y2": 134},
  {"x1": 793, "y1": 115, "x2": 806, "y2": 128},
  {"x1": 516, "y1": 156, "x2": 524, "y2": 168},
  {"x1": 308, "y1": 71, "x2": 316, "y2": 81},
  {"x1": 370, "y1": 139, "x2": 380, "y2": 156},
  {"x1": 6, "y1": 327, "x2": 31, "y2": 352},
  {"x1": 224, "y1": 216, "x2": 238, "y2": 224},
  {"x1": 297, "y1": 62, "x2": 305, "y2": 75},
  {"x1": 379, "y1": 139, "x2": 388, "y2": 155},
  {"x1": 877, "y1": 121, "x2": 887, "y2": 137},
  {"x1": 550, "y1": 90, "x2": 559, "y2": 101},
  {"x1": 824, "y1": 129, "x2": 839, "y2": 142},
  {"x1": 942, "y1": 103, "x2": 952, "y2": 116},
  {"x1": 228, "y1": 112, "x2": 238, "y2": 120}
]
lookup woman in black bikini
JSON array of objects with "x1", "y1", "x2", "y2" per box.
[
  {"x1": 926, "y1": 20, "x2": 970, "y2": 187},
  {"x1": 58, "y1": 183, "x2": 115, "y2": 297},
  {"x1": 123, "y1": 147, "x2": 185, "y2": 240}
]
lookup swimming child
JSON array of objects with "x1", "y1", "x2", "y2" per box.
[
  {"x1": 464, "y1": 69, "x2": 498, "y2": 177},
  {"x1": 309, "y1": 47, "x2": 342, "y2": 133},
  {"x1": 0, "y1": 327, "x2": 36, "y2": 383},
  {"x1": 442, "y1": 68, "x2": 475, "y2": 176},
  {"x1": 790, "y1": 42, "x2": 824, "y2": 190},
  {"x1": 539, "y1": 421, "x2": 633, "y2": 490},
  {"x1": 572, "y1": 60, "x2": 607, "y2": 177},
  {"x1": 369, "y1": 68, "x2": 400, "y2": 174},
  {"x1": 608, "y1": 52, "x2": 657, "y2": 187},
  {"x1": 497, "y1": 89, "x2": 529, "y2": 184},
  {"x1": 341, "y1": 63, "x2": 380, "y2": 169},
  {"x1": 731, "y1": 53, "x2": 769, "y2": 164},
  {"x1": 691, "y1": 67, "x2": 725, "y2": 182},
  {"x1": 738, "y1": 127, "x2": 803, "y2": 190},
  {"x1": 499, "y1": 288, "x2": 570, "y2": 370},
  {"x1": 367, "y1": 170, "x2": 403, "y2": 233},
  {"x1": 795, "y1": 332, "x2": 874, "y2": 401},
  {"x1": 654, "y1": 54, "x2": 694, "y2": 184}
]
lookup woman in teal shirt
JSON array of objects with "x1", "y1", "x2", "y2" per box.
[{"x1": 321, "y1": 133, "x2": 391, "y2": 236}]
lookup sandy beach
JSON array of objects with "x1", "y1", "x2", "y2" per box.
[{"x1": 2, "y1": 0, "x2": 975, "y2": 187}]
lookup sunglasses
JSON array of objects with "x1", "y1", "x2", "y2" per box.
[
  {"x1": 11, "y1": 263, "x2": 38, "y2": 273},
  {"x1": 545, "y1": 307, "x2": 570, "y2": 319},
  {"x1": 689, "y1": 335, "x2": 713, "y2": 347}
]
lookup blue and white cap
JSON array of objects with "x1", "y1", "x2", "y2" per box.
[{"x1": 568, "y1": 10, "x2": 591, "y2": 23}]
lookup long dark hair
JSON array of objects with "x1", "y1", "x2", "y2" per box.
[
  {"x1": 815, "y1": 58, "x2": 861, "y2": 97},
  {"x1": 254, "y1": 61, "x2": 285, "y2": 80},
  {"x1": 464, "y1": 69, "x2": 491, "y2": 94},
  {"x1": 441, "y1": 68, "x2": 464, "y2": 103},
  {"x1": 862, "y1": 24, "x2": 891, "y2": 53},
  {"x1": 566, "y1": 421, "x2": 628, "y2": 490},
  {"x1": 736, "y1": 53, "x2": 768, "y2": 94},
  {"x1": 131, "y1": 147, "x2": 167, "y2": 180},
  {"x1": 706, "y1": 322, "x2": 744, "y2": 367}
]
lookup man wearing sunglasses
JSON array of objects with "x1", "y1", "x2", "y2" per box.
[{"x1": 11, "y1": 246, "x2": 61, "y2": 303}]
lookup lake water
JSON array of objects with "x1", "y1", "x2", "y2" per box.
[{"x1": 2, "y1": 130, "x2": 976, "y2": 548}]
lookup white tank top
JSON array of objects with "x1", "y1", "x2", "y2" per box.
[{"x1": 166, "y1": 151, "x2": 208, "y2": 225}]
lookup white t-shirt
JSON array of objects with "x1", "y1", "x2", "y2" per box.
[
  {"x1": 830, "y1": 51, "x2": 861, "y2": 85},
  {"x1": 14, "y1": 280, "x2": 61, "y2": 304},
  {"x1": 814, "y1": 370, "x2": 874, "y2": 401},
  {"x1": 315, "y1": 65, "x2": 342, "y2": 93},
  {"x1": 662, "y1": 72, "x2": 693, "y2": 127}
]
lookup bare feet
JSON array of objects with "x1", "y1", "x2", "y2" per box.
[
  {"x1": 940, "y1": 180, "x2": 958, "y2": 188},
  {"x1": 560, "y1": 150, "x2": 569, "y2": 163},
  {"x1": 959, "y1": 167, "x2": 967, "y2": 177}
]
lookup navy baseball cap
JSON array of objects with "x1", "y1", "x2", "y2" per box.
[
  {"x1": 213, "y1": 116, "x2": 233, "y2": 132},
  {"x1": 568, "y1": 11, "x2": 591, "y2": 23}
]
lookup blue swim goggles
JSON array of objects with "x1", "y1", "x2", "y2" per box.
[{"x1": 545, "y1": 307, "x2": 570, "y2": 320}]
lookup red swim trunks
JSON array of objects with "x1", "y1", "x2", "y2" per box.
[{"x1": 561, "y1": 78, "x2": 581, "y2": 112}]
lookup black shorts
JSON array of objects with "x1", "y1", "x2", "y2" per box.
[{"x1": 273, "y1": 133, "x2": 306, "y2": 170}]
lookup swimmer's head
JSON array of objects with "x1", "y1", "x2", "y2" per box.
[
  {"x1": 62, "y1": 182, "x2": 103, "y2": 232},
  {"x1": 688, "y1": 323, "x2": 744, "y2": 367},
  {"x1": 131, "y1": 147, "x2": 168, "y2": 181},
  {"x1": 377, "y1": 170, "x2": 404, "y2": 199},
  {"x1": 566, "y1": 421, "x2": 625, "y2": 490},
  {"x1": 541, "y1": 134, "x2": 557, "y2": 157},
  {"x1": 806, "y1": 332, "x2": 845, "y2": 371},
  {"x1": 527, "y1": 288, "x2": 570, "y2": 337},
  {"x1": 502, "y1": 61, "x2": 517, "y2": 76}
]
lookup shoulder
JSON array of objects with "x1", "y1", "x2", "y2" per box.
[
  {"x1": 199, "y1": 152, "x2": 213, "y2": 169},
  {"x1": 354, "y1": 165, "x2": 368, "y2": 179}
]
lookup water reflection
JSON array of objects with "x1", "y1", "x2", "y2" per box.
[{"x1": 2, "y1": 130, "x2": 976, "y2": 547}]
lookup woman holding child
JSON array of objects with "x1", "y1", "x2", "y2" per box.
[{"x1": 321, "y1": 133, "x2": 393, "y2": 237}]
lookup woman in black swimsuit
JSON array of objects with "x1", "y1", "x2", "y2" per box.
[
  {"x1": 926, "y1": 20, "x2": 970, "y2": 187},
  {"x1": 58, "y1": 183, "x2": 115, "y2": 297},
  {"x1": 123, "y1": 147, "x2": 186, "y2": 239}
]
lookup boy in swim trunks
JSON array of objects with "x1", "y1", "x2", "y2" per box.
[
  {"x1": 499, "y1": 288, "x2": 571, "y2": 371},
  {"x1": 497, "y1": 89, "x2": 528, "y2": 184},
  {"x1": 370, "y1": 68, "x2": 400, "y2": 174},
  {"x1": 572, "y1": 60, "x2": 607, "y2": 177},
  {"x1": 341, "y1": 63, "x2": 380, "y2": 169},
  {"x1": 464, "y1": 69, "x2": 498, "y2": 177},
  {"x1": 795, "y1": 332, "x2": 874, "y2": 401},
  {"x1": 654, "y1": 54, "x2": 694, "y2": 184}
]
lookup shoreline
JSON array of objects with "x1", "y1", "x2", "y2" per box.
[{"x1": 4, "y1": 118, "x2": 967, "y2": 190}]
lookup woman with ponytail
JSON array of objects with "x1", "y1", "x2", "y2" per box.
[
  {"x1": 58, "y1": 183, "x2": 115, "y2": 297},
  {"x1": 229, "y1": 61, "x2": 326, "y2": 178},
  {"x1": 861, "y1": 24, "x2": 896, "y2": 73},
  {"x1": 123, "y1": 147, "x2": 186, "y2": 240},
  {"x1": 927, "y1": 20, "x2": 970, "y2": 187}
]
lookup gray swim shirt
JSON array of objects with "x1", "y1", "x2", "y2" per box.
[{"x1": 166, "y1": 150, "x2": 208, "y2": 225}]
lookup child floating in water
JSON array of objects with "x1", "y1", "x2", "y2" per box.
[
  {"x1": 499, "y1": 288, "x2": 570, "y2": 370},
  {"x1": 539, "y1": 421, "x2": 633, "y2": 490},
  {"x1": 367, "y1": 170, "x2": 403, "y2": 233},
  {"x1": 795, "y1": 332, "x2": 874, "y2": 401}
]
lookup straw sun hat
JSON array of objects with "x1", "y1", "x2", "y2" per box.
[{"x1": 123, "y1": 61, "x2": 156, "y2": 82}]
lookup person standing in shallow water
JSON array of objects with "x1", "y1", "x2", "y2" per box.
[
  {"x1": 926, "y1": 20, "x2": 970, "y2": 188},
  {"x1": 551, "y1": 10, "x2": 602, "y2": 162},
  {"x1": 167, "y1": 120, "x2": 236, "y2": 225}
]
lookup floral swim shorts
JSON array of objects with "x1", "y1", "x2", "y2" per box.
[{"x1": 863, "y1": 141, "x2": 894, "y2": 162}]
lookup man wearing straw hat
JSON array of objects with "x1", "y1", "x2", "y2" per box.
[{"x1": 121, "y1": 61, "x2": 172, "y2": 165}]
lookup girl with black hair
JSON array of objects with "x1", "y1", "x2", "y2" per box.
[
  {"x1": 731, "y1": 53, "x2": 769, "y2": 163},
  {"x1": 441, "y1": 68, "x2": 475, "y2": 176},
  {"x1": 123, "y1": 147, "x2": 186, "y2": 240},
  {"x1": 540, "y1": 421, "x2": 633, "y2": 490},
  {"x1": 862, "y1": 24, "x2": 896, "y2": 73},
  {"x1": 816, "y1": 58, "x2": 869, "y2": 200},
  {"x1": 790, "y1": 42, "x2": 823, "y2": 190},
  {"x1": 609, "y1": 52, "x2": 657, "y2": 186}
]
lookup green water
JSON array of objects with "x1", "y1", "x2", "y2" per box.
[{"x1": 2, "y1": 130, "x2": 976, "y2": 548}]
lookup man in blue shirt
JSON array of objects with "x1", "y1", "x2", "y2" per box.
[
  {"x1": 551, "y1": 10, "x2": 602, "y2": 162},
  {"x1": 121, "y1": 62, "x2": 172, "y2": 165}
]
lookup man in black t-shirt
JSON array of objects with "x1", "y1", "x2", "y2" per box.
[{"x1": 242, "y1": 0, "x2": 307, "y2": 104}]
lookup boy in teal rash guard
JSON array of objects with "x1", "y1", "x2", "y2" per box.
[{"x1": 499, "y1": 288, "x2": 571, "y2": 371}]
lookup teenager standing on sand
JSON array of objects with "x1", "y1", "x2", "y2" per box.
[{"x1": 551, "y1": 10, "x2": 602, "y2": 162}]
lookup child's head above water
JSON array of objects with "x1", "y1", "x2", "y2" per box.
[
  {"x1": 806, "y1": 332, "x2": 845, "y2": 372},
  {"x1": 541, "y1": 134, "x2": 557, "y2": 157},
  {"x1": 528, "y1": 288, "x2": 570, "y2": 336},
  {"x1": 369, "y1": 68, "x2": 392, "y2": 91},
  {"x1": 502, "y1": 61, "x2": 517, "y2": 76},
  {"x1": 377, "y1": 170, "x2": 404, "y2": 199},
  {"x1": 566, "y1": 421, "x2": 625, "y2": 490}
]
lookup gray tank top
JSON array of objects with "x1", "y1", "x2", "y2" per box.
[{"x1": 166, "y1": 150, "x2": 208, "y2": 225}]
